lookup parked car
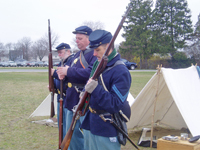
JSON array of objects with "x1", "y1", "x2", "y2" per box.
[
  {"x1": 29, "y1": 61, "x2": 38, "y2": 67},
  {"x1": 8, "y1": 61, "x2": 17, "y2": 67},
  {"x1": 1, "y1": 62, "x2": 9, "y2": 67},
  {"x1": 121, "y1": 58, "x2": 137, "y2": 70},
  {"x1": 16, "y1": 61, "x2": 27, "y2": 67},
  {"x1": 53, "y1": 61, "x2": 60, "y2": 66},
  {"x1": 43, "y1": 61, "x2": 48, "y2": 67},
  {"x1": 37, "y1": 61, "x2": 44, "y2": 67},
  {"x1": 0, "y1": 62, "x2": 3, "y2": 67},
  {"x1": 25, "y1": 61, "x2": 31, "y2": 67}
]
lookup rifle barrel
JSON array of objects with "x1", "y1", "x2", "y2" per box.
[{"x1": 48, "y1": 19, "x2": 55, "y2": 118}]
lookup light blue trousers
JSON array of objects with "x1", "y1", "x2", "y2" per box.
[
  {"x1": 65, "y1": 108, "x2": 84, "y2": 150},
  {"x1": 57, "y1": 101, "x2": 67, "y2": 140},
  {"x1": 83, "y1": 129, "x2": 121, "y2": 150}
]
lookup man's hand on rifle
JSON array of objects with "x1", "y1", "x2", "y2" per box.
[
  {"x1": 85, "y1": 78, "x2": 98, "y2": 94},
  {"x1": 79, "y1": 91, "x2": 84, "y2": 99},
  {"x1": 57, "y1": 65, "x2": 69, "y2": 80}
]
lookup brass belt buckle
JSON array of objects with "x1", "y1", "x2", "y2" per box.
[
  {"x1": 57, "y1": 89, "x2": 60, "y2": 94},
  {"x1": 89, "y1": 106, "x2": 96, "y2": 113},
  {"x1": 74, "y1": 86, "x2": 81, "y2": 93}
]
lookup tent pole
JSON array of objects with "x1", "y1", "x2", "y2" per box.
[{"x1": 150, "y1": 64, "x2": 162, "y2": 148}]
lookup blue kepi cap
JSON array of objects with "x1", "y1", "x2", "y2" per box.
[
  {"x1": 56, "y1": 43, "x2": 71, "y2": 51},
  {"x1": 89, "y1": 30, "x2": 112, "y2": 49},
  {"x1": 72, "y1": 26, "x2": 92, "y2": 35}
]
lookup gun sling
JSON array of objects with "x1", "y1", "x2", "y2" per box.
[
  {"x1": 71, "y1": 48, "x2": 93, "y2": 68},
  {"x1": 68, "y1": 48, "x2": 93, "y2": 93}
]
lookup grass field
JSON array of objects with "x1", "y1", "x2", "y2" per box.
[
  {"x1": 0, "y1": 66, "x2": 49, "y2": 69},
  {"x1": 0, "y1": 70, "x2": 157, "y2": 149}
]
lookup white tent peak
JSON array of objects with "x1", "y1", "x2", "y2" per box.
[
  {"x1": 127, "y1": 65, "x2": 200, "y2": 136},
  {"x1": 29, "y1": 94, "x2": 57, "y2": 118}
]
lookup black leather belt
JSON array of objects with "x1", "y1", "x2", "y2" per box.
[
  {"x1": 89, "y1": 106, "x2": 108, "y2": 115},
  {"x1": 67, "y1": 82, "x2": 85, "y2": 88}
]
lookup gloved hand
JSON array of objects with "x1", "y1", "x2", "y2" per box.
[
  {"x1": 79, "y1": 91, "x2": 85, "y2": 99},
  {"x1": 85, "y1": 79, "x2": 98, "y2": 94}
]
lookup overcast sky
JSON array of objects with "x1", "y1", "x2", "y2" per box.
[{"x1": 0, "y1": 0, "x2": 199, "y2": 47}]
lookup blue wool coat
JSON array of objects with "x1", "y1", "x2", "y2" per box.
[
  {"x1": 53, "y1": 54, "x2": 74, "y2": 105},
  {"x1": 64, "y1": 49, "x2": 97, "y2": 110},
  {"x1": 81, "y1": 54, "x2": 131, "y2": 137}
]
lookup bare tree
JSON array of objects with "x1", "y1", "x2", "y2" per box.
[
  {"x1": 0, "y1": 42, "x2": 6, "y2": 61},
  {"x1": 14, "y1": 37, "x2": 32, "y2": 60},
  {"x1": 5, "y1": 43, "x2": 13, "y2": 50},
  {"x1": 0, "y1": 42, "x2": 4, "y2": 50},
  {"x1": 31, "y1": 30, "x2": 59, "y2": 61},
  {"x1": 82, "y1": 21, "x2": 105, "y2": 31},
  {"x1": 43, "y1": 29, "x2": 59, "y2": 49},
  {"x1": 32, "y1": 38, "x2": 47, "y2": 61}
]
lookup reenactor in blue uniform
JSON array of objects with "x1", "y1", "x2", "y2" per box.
[
  {"x1": 81, "y1": 30, "x2": 132, "y2": 150},
  {"x1": 51, "y1": 43, "x2": 74, "y2": 139},
  {"x1": 57, "y1": 26, "x2": 97, "y2": 150}
]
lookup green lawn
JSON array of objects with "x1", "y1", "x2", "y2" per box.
[
  {"x1": 0, "y1": 71, "x2": 155, "y2": 150},
  {"x1": 0, "y1": 66, "x2": 49, "y2": 69}
]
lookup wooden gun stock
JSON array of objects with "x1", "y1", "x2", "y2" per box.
[
  {"x1": 58, "y1": 60, "x2": 64, "y2": 149},
  {"x1": 48, "y1": 19, "x2": 55, "y2": 118},
  {"x1": 61, "y1": 91, "x2": 89, "y2": 150},
  {"x1": 61, "y1": 3, "x2": 132, "y2": 150}
]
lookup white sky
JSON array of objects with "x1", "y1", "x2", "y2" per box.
[{"x1": 0, "y1": 0, "x2": 199, "y2": 47}]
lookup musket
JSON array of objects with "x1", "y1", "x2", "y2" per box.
[
  {"x1": 58, "y1": 59, "x2": 64, "y2": 149},
  {"x1": 48, "y1": 19, "x2": 55, "y2": 118},
  {"x1": 112, "y1": 121, "x2": 140, "y2": 150},
  {"x1": 99, "y1": 115, "x2": 140, "y2": 150},
  {"x1": 61, "y1": 3, "x2": 133, "y2": 150}
]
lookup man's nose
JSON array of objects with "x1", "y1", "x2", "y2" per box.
[{"x1": 93, "y1": 51, "x2": 97, "y2": 56}]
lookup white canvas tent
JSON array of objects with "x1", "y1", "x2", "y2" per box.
[
  {"x1": 29, "y1": 94, "x2": 57, "y2": 118},
  {"x1": 127, "y1": 65, "x2": 200, "y2": 136},
  {"x1": 29, "y1": 92, "x2": 135, "y2": 118}
]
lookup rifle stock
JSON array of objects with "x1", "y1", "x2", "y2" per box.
[
  {"x1": 61, "y1": 91, "x2": 89, "y2": 150},
  {"x1": 58, "y1": 60, "x2": 64, "y2": 149},
  {"x1": 48, "y1": 19, "x2": 55, "y2": 118},
  {"x1": 61, "y1": 3, "x2": 132, "y2": 150}
]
